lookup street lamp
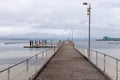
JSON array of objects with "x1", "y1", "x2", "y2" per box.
[
  {"x1": 83, "y1": 2, "x2": 91, "y2": 59},
  {"x1": 64, "y1": 29, "x2": 73, "y2": 42},
  {"x1": 70, "y1": 29, "x2": 73, "y2": 42}
]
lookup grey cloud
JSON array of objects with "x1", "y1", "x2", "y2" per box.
[{"x1": 0, "y1": 0, "x2": 120, "y2": 39}]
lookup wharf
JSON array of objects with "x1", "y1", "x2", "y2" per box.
[
  {"x1": 24, "y1": 45, "x2": 55, "y2": 48},
  {"x1": 34, "y1": 42, "x2": 111, "y2": 80}
]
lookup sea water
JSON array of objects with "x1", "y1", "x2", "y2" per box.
[
  {"x1": 0, "y1": 40, "x2": 120, "y2": 68},
  {"x1": 76, "y1": 40, "x2": 120, "y2": 59},
  {"x1": 0, "y1": 40, "x2": 46, "y2": 70},
  {"x1": 0, "y1": 40, "x2": 120, "y2": 80},
  {"x1": 76, "y1": 40, "x2": 120, "y2": 80}
]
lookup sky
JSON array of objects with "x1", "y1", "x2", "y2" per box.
[{"x1": 0, "y1": 0, "x2": 120, "y2": 40}]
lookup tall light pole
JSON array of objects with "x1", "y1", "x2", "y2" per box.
[
  {"x1": 83, "y1": 2, "x2": 91, "y2": 59},
  {"x1": 64, "y1": 29, "x2": 73, "y2": 42},
  {"x1": 70, "y1": 29, "x2": 73, "y2": 42}
]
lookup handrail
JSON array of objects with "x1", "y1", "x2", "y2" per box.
[
  {"x1": 0, "y1": 41, "x2": 63, "y2": 80},
  {"x1": 79, "y1": 46, "x2": 120, "y2": 61},
  {"x1": 0, "y1": 50, "x2": 44, "y2": 73},
  {"x1": 0, "y1": 47, "x2": 59, "y2": 80},
  {"x1": 75, "y1": 44, "x2": 120, "y2": 80}
]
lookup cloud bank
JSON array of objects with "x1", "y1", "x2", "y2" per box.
[{"x1": 0, "y1": 0, "x2": 120, "y2": 39}]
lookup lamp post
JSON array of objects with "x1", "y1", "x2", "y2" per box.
[
  {"x1": 83, "y1": 2, "x2": 91, "y2": 59},
  {"x1": 64, "y1": 29, "x2": 73, "y2": 42},
  {"x1": 70, "y1": 29, "x2": 73, "y2": 42}
]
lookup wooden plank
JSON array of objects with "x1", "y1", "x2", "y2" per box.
[{"x1": 35, "y1": 43, "x2": 111, "y2": 80}]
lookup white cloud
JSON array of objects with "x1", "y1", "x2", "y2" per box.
[{"x1": 0, "y1": 0, "x2": 120, "y2": 39}]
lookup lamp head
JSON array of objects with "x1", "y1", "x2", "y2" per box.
[{"x1": 83, "y1": 2, "x2": 88, "y2": 5}]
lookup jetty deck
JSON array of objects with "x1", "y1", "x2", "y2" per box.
[{"x1": 34, "y1": 42, "x2": 110, "y2": 80}]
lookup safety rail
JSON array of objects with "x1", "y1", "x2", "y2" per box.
[
  {"x1": 75, "y1": 45, "x2": 120, "y2": 80},
  {"x1": 0, "y1": 45, "x2": 60, "y2": 80}
]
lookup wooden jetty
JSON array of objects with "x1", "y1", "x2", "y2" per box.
[
  {"x1": 24, "y1": 45, "x2": 55, "y2": 48},
  {"x1": 33, "y1": 42, "x2": 111, "y2": 80},
  {"x1": 24, "y1": 40, "x2": 55, "y2": 48}
]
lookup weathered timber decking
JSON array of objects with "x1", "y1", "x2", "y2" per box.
[{"x1": 35, "y1": 42, "x2": 110, "y2": 80}]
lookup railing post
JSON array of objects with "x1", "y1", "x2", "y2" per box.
[
  {"x1": 83, "y1": 48, "x2": 85, "y2": 56},
  {"x1": 50, "y1": 48, "x2": 52, "y2": 57},
  {"x1": 96, "y1": 51, "x2": 98, "y2": 66},
  {"x1": 26, "y1": 59, "x2": 29, "y2": 80},
  {"x1": 104, "y1": 54, "x2": 106, "y2": 72},
  {"x1": 35, "y1": 54, "x2": 38, "y2": 72},
  {"x1": 46, "y1": 50, "x2": 47, "y2": 60},
  {"x1": 116, "y1": 59, "x2": 118, "y2": 80},
  {"x1": 87, "y1": 49, "x2": 88, "y2": 58},
  {"x1": 54, "y1": 47, "x2": 55, "y2": 53},
  {"x1": 80, "y1": 47, "x2": 82, "y2": 53},
  {"x1": 8, "y1": 67, "x2": 10, "y2": 80},
  {"x1": 91, "y1": 51, "x2": 92, "y2": 60},
  {"x1": 83, "y1": 48, "x2": 85, "y2": 55},
  {"x1": 49, "y1": 49, "x2": 50, "y2": 58},
  {"x1": 42, "y1": 52, "x2": 44, "y2": 65},
  {"x1": 81, "y1": 48, "x2": 83, "y2": 54}
]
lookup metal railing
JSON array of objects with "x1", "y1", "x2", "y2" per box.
[
  {"x1": 0, "y1": 46, "x2": 59, "y2": 80},
  {"x1": 75, "y1": 45, "x2": 120, "y2": 80}
]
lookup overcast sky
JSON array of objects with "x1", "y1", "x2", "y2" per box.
[{"x1": 0, "y1": 0, "x2": 120, "y2": 39}]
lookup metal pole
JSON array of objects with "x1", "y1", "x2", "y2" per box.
[
  {"x1": 26, "y1": 59, "x2": 29, "y2": 80},
  {"x1": 49, "y1": 49, "x2": 50, "y2": 58},
  {"x1": 83, "y1": 2, "x2": 91, "y2": 60},
  {"x1": 116, "y1": 59, "x2": 118, "y2": 80},
  {"x1": 51, "y1": 40, "x2": 52, "y2": 48},
  {"x1": 87, "y1": 49, "x2": 89, "y2": 58},
  {"x1": 54, "y1": 47, "x2": 56, "y2": 53},
  {"x1": 104, "y1": 54, "x2": 106, "y2": 72},
  {"x1": 91, "y1": 51, "x2": 92, "y2": 60},
  {"x1": 46, "y1": 50, "x2": 48, "y2": 60},
  {"x1": 71, "y1": 30, "x2": 73, "y2": 42},
  {"x1": 96, "y1": 51, "x2": 98, "y2": 66},
  {"x1": 35, "y1": 54, "x2": 38, "y2": 72},
  {"x1": 84, "y1": 48, "x2": 85, "y2": 55},
  {"x1": 50, "y1": 49, "x2": 51, "y2": 57},
  {"x1": 8, "y1": 67, "x2": 10, "y2": 80},
  {"x1": 88, "y1": 4, "x2": 91, "y2": 60},
  {"x1": 42, "y1": 53, "x2": 44, "y2": 65}
]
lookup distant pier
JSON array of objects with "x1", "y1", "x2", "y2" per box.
[{"x1": 24, "y1": 40, "x2": 55, "y2": 48}]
